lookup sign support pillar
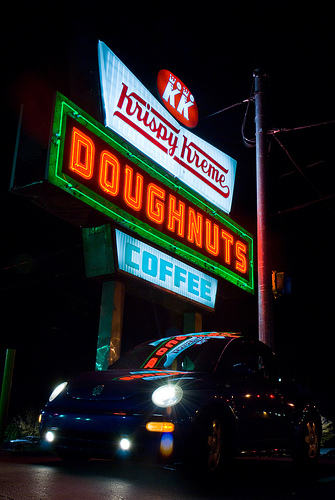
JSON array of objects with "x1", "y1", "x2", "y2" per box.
[
  {"x1": 254, "y1": 69, "x2": 274, "y2": 349},
  {"x1": 0, "y1": 349, "x2": 16, "y2": 444},
  {"x1": 96, "y1": 280, "x2": 125, "y2": 370},
  {"x1": 183, "y1": 312, "x2": 202, "y2": 334}
]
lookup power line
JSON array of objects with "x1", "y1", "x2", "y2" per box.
[
  {"x1": 272, "y1": 135, "x2": 324, "y2": 198},
  {"x1": 272, "y1": 135, "x2": 335, "y2": 216},
  {"x1": 200, "y1": 98, "x2": 251, "y2": 121},
  {"x1": 271, "y1": 193, "x2": 335, "y2": 216},
  {"x1": 269, "y1": 119, "x2": 335, "y2": 135}
]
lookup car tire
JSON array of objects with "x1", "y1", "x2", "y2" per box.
[
  {"x1": 207, "y1": 416, "x2": 224, "y2": 471},
  {"x1": 199, "y1": 412, "x2": 233, "y2": 474},
  {"x1": 293, "y1": 413, "x2": 321, "y2": 466}
]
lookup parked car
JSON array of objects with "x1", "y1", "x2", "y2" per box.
[
  {"x1": 39, "y1": 332, "x2": 321, "y2": 471},
  {"x1": 9, "y1": 436, "x2": 40, "y2": 450}
]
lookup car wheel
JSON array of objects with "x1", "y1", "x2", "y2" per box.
[
  {"x1": 293, "y1": 414, "x2": 321, "y2": 466},
  {"x1": 186, "y1": 410, "x2": 233, "y2": 474},
  {"x1": 207, "y1": 417, "x2": 223, "y2": 471}
]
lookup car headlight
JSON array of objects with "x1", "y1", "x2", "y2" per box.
[
  {"x1": 49, "y1": 382, "x2": 68, "y2": 402},
  {"x1": 152, "y1": 384, "x2": 183, "y2": 408}
]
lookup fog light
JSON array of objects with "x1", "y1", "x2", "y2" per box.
[
  {"x1": 46, "y1": 431, "x2": 55, "y2": 443},
  {"x1": 119, "y1": 438, "x2": 130, "y2": 451}
]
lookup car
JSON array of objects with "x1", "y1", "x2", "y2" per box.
[
  {"x1": 8, "y1": 436, "x2": 40, "y2": 450},
  {"x1": 39, "y1": 332, "x2": 321, "y2": 472}
]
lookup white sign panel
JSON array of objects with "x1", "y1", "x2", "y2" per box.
[
  {"x1": 98, "y1": 41, "x2": 236, "y2": 215},
  {"x1": 115, "y1": 229, "x2": 217, "y2": 309}
]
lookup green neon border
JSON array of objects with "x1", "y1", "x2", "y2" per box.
[{"x1": 48, "y1": 92, "x2": 254, "y2": 294}]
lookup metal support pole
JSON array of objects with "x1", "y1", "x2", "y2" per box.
[
  {"x1": 0, "y1": 349, "x2": 16, "y2": 444},
  {"x1": 254, "y1": 70, "x2": 274, "y2": 349}
]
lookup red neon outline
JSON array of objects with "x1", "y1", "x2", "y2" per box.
[
  {"x1": 99, "y1": 150, "x2": 120, "y2": 196},
  {"x1": 69, "y1": 127, "x2": 95, "y2": 179},
  {"x1": 235, "y1": 241, "x2": 247, "y2": 274},
  {"x1": 187, "y1": 208, "x2": 203, "y2": 248},
  {"x1": 146, "y1": 183, "x2": 165, "y2": 224},
  {"x1": 167, "y1": 195, "x2": 185, "y2": 237},
  {"x1": 205, "y1": 219, "x2": 219, "y2": 256},
  {"x1": 221, "y1": 230, "x2": 234, "y2": 265},
  {"x1": 123, "y1": 165, "x2": 143, "y2": 211}
]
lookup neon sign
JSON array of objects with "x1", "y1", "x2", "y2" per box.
[
  {"x1": 48, "y1": 93, "x2": 253, "y2": 293},
  {"x1": 98, "y1": 41, "x2": 236, "y2": 215},
  {"x1": 116, "y1": 229, "x2": 218, "y2": 308}
]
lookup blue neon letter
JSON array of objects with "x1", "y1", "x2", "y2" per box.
[
  {"x1": 174, "y1": 266, "x2": 187, "y2": 287},
  {"x1": 142, "y1": 251, "x2": 158, "y2": 277},
  {"x1": 125, "y1": 242, "x2": 140, "y2": 270},
  {"x1": 200, "y1": 279, "x2": 211, "y2": 301},
  {"x1": 159, "y1": 259, "x2": 173, "y2": 282},
  {"x1": 188, "y1": 272, "x2": 199, "y2": 295}
]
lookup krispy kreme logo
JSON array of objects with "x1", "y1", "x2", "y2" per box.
[
  {"x1": 157, "y1": 69, "x2": 198, "y2": 128},
  {"x1": 98, "y1": 42, "x2": 236, "y2": 215},
  {"x1": 114, "y1": 84, "x2": 230, "y2": 199}
]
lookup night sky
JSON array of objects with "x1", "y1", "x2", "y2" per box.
[{"x1": 1, "y1": 4, "x2": 334, "y2": 421}]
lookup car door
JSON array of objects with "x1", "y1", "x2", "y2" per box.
[{"x1": 219, "y1": 340, "x2": 293, "y2": 452}]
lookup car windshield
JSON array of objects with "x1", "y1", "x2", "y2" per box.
[{"x1": 109, "y1": 333, "x2": 234, "y2": 372}]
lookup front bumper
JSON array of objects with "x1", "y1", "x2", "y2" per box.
[{"x1": 40, "y1": 410, "x2": 191, "y2": 460}]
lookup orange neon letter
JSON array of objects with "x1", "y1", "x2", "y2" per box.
[
  {"x1": 187, "y1": 208, "x2": 203, "y2": 248},
  {"x1": 235, "y1": 241, "x2": 247, "y2": 273},
  {"x1": 99, "y1": 150, "x2": 120, "y2": 196},
  {"x1": 146, "y1": 183, "x2": 165, "y2": 224},
  {"x1": 167, "y1": 195, "x2": 185, "y2": 237},
  {"x1": 69, "y1": 127, "x2": 94, "y2": 179},
  {"x1": 124, "y1": 165, "x2": 143, "y2": 211},
  {"x1": 205, "y1": 219, "x2": 219, "y2": 256},
  {"x1": 221, "y1": 230, "x2": 234, "y2": 264}
]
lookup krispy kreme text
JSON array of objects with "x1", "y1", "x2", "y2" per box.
[{"x1": 115, "y1": 84, "x2": 229, "y2": 198}]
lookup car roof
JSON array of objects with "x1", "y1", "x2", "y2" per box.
[
  {"x1": 138, "y1": 332, "x2": 243, "y2": 350},
  {"x1": 151, "y1": 332, "x2": 242, "y2": 342}
]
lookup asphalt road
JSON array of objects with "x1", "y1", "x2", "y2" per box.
[{"x1": 1, "y1": 451, "x2": 335, "y2": 500}]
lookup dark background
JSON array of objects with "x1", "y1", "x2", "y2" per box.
[{"x1": 1, "y1": 3, "x2": 334, "y2": 422}]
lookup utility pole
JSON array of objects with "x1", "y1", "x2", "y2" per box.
[{"x1": 253, "y1": 70, "x2": 274, "y2": 349}]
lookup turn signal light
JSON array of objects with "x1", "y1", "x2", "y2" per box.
[{"x1": 146, "y1": 422, "x2": 175, "y2": 433}]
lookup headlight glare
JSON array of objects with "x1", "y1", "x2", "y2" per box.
[
  {"x1": 152, "y1": 384, "x2": 183, "y2": 408},
  {"x1": 49, "y1": 382, "x2": 68, "y2": 402}
]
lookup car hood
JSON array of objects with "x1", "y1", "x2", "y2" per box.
[{"x1": 66, "y1": 369, "x2": 200, "y2": 401}]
